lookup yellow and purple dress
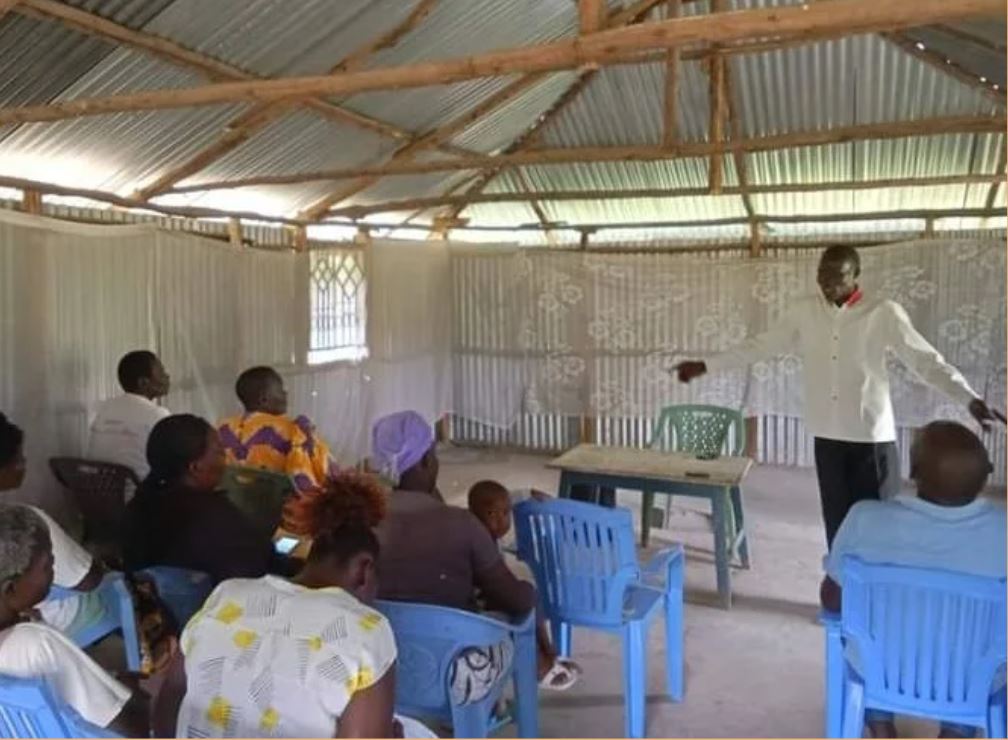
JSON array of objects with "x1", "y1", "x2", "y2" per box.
[{"x1": 218, "y1": 412, "x2": 333, "y2": 493}]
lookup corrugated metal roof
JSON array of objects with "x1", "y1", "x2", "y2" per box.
[
  {"x1": 0, "y1": 0, "x2": 1001, "y2": 234},
  {"x1": 0, "y1": 48, "x2": 247, "y2": 194}
]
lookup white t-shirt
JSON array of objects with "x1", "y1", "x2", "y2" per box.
[
  {"x1": 0, "y1": 622, "x2": 130, "y2": 728},
  {"x1": 30, "y1": 507, "x2": 95, "y2": 632},
  {"x1": 87, "y1": 393, "x2": 170, "y2": 479},
  {"x1": 176, "y1": 576, "x2": 398, "y2": 738}
]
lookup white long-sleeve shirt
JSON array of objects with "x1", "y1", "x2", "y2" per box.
[{"x1": 706, "y1": 293, "x2": 978, "y2": 443}]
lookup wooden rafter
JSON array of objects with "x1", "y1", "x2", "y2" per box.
[
  {"x1": 335, "y1": 207, "x2": 1004, "y2": 231},
  {"x1": 723, "y1": 64, "x2": 756, "y2": 221},
  {"x1": 662, "y1": 0, "x2": 682, "y2": 149},
  {"x1": 0, "y1": 0, "x2": 19, "y2": 21},
  {"x1": 880, "y1": 30, "x2": 1006, "y2": 103},
  {"x1": 0, "y1": 175, "x2": 312, "y2": 226},
  {"x1": 165, "y1": 116, "x2": 1007, "y2": 191},
  {"x1": 434, "y1": 0, "x2": 678, "y2": 232},
  {"x1": 298, "y1": 72, "x2": 548, "y2": 220},
  {"x1": 985, "y1": 137, "x2": 1007, "y2": 209},
  {"x1": 326, "y1": 174, "x2": 1006, "y2": 218},
  {"x1": 132, "y1": 0, "x2": 441, "y2": 200},
  {"x1": 0, "y1": 0, "x2": 999, "y2": 125},
  {"x1": 12, "y1": 0, "x2": 443, "y2": 147},
  {"x1": 578, "y1": 0, "x2": 607, "y2": 34},
  {"x1": 707, "y1": 55, "x2": 726, "y2": 193}
]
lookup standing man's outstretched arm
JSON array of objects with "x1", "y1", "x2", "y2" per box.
[
  {"x1": 672, "y1": 310, "x2": 801, "y2": 384},
  {"x1": 885, "y1": 302, "x2": 1006, "y2": 429}
]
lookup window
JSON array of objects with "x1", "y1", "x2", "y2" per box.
[{"x1": 308, "y1": 249, "x2": 368, "y2": 364}]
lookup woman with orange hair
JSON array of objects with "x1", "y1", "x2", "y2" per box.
[{"x1": 152, "y1": 470, "x2": 428, "y2": 738}]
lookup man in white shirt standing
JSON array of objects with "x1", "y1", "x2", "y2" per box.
[
  {"x1": 673, "y1": 245, "x2": 1004, "y2": 548},
  {"x1": 87, "y1": 350, "x2": 171, "y2": 480}
]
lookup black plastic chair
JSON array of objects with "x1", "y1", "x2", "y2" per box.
[{"x1": 48, "y1": 457, "x2": 139, "y2": 567}]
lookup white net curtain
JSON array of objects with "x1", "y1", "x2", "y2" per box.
[
  {"x1": 450, "y1": 237, "x2": 1007, "y2": 480},
  {"x1": 0, "y1": 204, "x2": 1004, "y2": 515},
  {"x1": 0, "y1": 210, "x2": 451, "y2": 513}
]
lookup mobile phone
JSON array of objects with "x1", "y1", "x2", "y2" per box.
[{"x1": 274, "y1": 536, "x2": 299, "y2": 555}]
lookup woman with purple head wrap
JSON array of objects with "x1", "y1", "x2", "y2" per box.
[{"x1": 370, "y1": 411, "x2": 441, "y2": 499}]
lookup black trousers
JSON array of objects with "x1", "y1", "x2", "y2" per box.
[{"x1": 814, "y1": 437, "x2": 901, "y2": 548}]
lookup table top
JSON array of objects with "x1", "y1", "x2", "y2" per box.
[{"x1": 548, "y1": 444, "x2": 752, "y2": 487}]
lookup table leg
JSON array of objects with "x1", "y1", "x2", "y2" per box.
[
  {"x1": 640, "y1": 489, "x2": 654, "y2": 548},
  {"x1": 711, "y1": 487, "x2": 732, "y2": 609},
  {"x1": 730, "y1": 485, "x2": 751, "y2": 569},
  {"x1": 558, "y1": 473, "x2": 573, "y2": 499}
]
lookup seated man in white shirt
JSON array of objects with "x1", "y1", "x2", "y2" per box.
[
  {"x1": 0, "y1": 505, "x2": 147, "y2": 735},
  {"x1": 821, "y1": 420, "x2": 1006, "y2": 739},
  {"x1": 88, "y1": 350, "x2": 171, "y2": 481}
]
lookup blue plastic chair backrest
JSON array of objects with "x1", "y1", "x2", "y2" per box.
[
  {"x1": 0, "y1": 676, "x2": 120, "y2": 739},
  {"x1": 650, "y1": 404, "x2": 745, "y2": 458},
  {"x1": 514, "y1": 498, "x2": 639, "y2": 628},
  {"x1": 376, "y1": 600, "x2": 513, "y2": 715},
  {"x1": 139, "y1": 566, "x2": 213, "y2": 629},
  {"x1": 0, "y1": 676, "x2": 74, "y2": 738},
  {"x1": 841, "y1": 555, "x2": 1007, "y2": 719}
]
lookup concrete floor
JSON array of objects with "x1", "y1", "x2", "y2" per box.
[{"x1": 435, "y1": 445, "x2": 941, "y2": 739}]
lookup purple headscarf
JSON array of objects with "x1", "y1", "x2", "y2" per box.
[{"x1": 371, "y1": 411, "x2": 434, "y2": 482}]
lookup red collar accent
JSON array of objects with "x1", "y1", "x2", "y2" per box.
[{"x1": 843, "y1": 288, "x2": 863, "y2": 308}]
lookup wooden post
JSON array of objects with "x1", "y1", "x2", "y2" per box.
[
  {"x1": 578, "y1": 0, "x2": 606, "y2": 34},
  {"x1": 291, "y1": 225, "x2": 308, "y2": 251},
  {"x1": 21, "y1": 189, "x2": 42, "y2": 215},
  {"x1": 662, "y1": 0, "x2": 682, "y2": 148},
  {"x1": 749, "y1": 221, "x2": 762, "y2": 257},
  {"x1": 227, "y1": 216, "x2": 243, "y2": 248},
  {"x1": 353, "y1": 225, "x2": 372, "y2": 245},
  {"x1": 579, "y1": 227, "x2": 595, "y2": 249},
  {"x1": 744, "y1": 416, "x2": 758, "y2": 458}
]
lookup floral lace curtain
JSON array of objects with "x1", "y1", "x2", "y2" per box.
[{"x1": 451, "y1": 237, "x2": 1006, "y2": 432}]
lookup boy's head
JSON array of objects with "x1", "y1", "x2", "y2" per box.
[
  {"x1": 911, "y1": 420, "x2": 992, "y2": 506},
  {"x1": 468, "y1": 480, "x2": 512, "y2": 541}
]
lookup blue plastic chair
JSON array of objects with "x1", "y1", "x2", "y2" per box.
[
  {"x1": 822, "y1": 556, "x2": 1007, "y2": 738},
  {"x1": 0, "y1": 675, "x2": 118, "y2": 738},
  {"x1": 138, "y1": 566, "x2": 212, "y2": 629},
  {"x1": 47, "y1": 573, "x2": 141, "y2": 672},
  {"x1": 514, "y1": 497, "x2": 685, "y2": 738},
  {"x1": 376, "y1": 600, "x2": 538, "y2": 738}
]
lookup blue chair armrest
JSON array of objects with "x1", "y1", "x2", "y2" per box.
[{"x1": 641, "y1": 544, "x2": 685, "y2": 594}]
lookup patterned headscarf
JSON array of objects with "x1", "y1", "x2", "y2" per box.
[{"x1": 371, "y1": 411, "x2": 434, "y2": 483}]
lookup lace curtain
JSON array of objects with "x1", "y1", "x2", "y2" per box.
[
  {"x1": 450, "y1": 237, "x2": 1006, "y2": 434},
  {"x1": 0, "y1": 212, "x2": 451, "y2": 513}
]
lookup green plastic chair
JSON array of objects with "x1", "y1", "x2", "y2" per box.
[
  {"x1": 642, "y1": 405, "x2": 751, "y2": 606},
  {"x1": 219, "y1": 465, "x2": 295, "y2": 540}
]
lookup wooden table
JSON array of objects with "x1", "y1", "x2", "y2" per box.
[{"x1": 549, "y1": 444, "x2": 753, "y2": 608}]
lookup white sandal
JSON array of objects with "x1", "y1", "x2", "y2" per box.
[{"x1": 539, "y1": 658, "x2": 580, "y2": 691}]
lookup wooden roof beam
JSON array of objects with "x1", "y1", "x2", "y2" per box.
[
  {"x1": 0, "y1": 175, "x2": 312, "y2": 226},
  {"x1": 132, "y1": 0, "x2": 441, "y2": 200},
  {"x1": 436, "y1": 0, "x2": 675, "y2": 228},
  {"x1": 339, "y1": 207, "x2": 1005, "y2": 232},
  {"x1": 12, "y1": 0, "x2": 441, "y2": 144},
  {"x1": 165, "y1": 116, "x2": 1006, "y2": 191},
  {"x1": 662, "y1": 0, "x2": 682, "y2": 149},
  {"x1": 0, "y1": 0, "x2": 999, "y2": 125},
  {"x1": 298, "y1": 72, "x2": 549, "y2": 220},
  {"x1": 327, "y1": 174, "x2": 1006, "y2": 218},
  {"x1": 0, "y1": 0, "x2": 20, "y2": 21},
  {"x1": 579, "y1": 0, "x2": 607, "y2": 34}
]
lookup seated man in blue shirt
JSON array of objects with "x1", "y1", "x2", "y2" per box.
[{"x1": 820, "y1": 420, "x2": 1006, "y2": 738}]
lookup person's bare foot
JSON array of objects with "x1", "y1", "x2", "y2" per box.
[{"x1": 867, "y1": 720, "x2": 897, "y2": 738}]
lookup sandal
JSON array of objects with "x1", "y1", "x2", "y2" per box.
[{"x1": 538, "y1": 659, "x2": 580, "y2": 691}]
